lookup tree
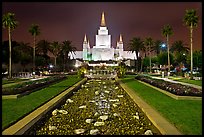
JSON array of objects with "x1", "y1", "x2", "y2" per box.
[
  {"x1": 29, "y1": 24, "x2": 40, "y2": 78},
  {"x1": 170, "y1": 40, "x2": 189, "y2": 64},
  {"x1": 14, "y1": 42, "x2": 32, "y2": 72},
  {"x1": 161, "y1": 24, "x2": 173, "y2": 76},
  {"x1": 153, "y1": 40, "x2": 163, "y2": 55},
  {"x1": 183, "y1": 9, "x2": 199, "y2": 79},
  {"x1": 61, "y1": 40, "x2": 76, "y2": 72},
  {"x1": 144, "y1": 37, "x2": 154, "y2": 73},
  {"x1": 128, "y1": 37, "x2": 144, "y2": 72},
  {"x1": 49, "y1": 41, "x2": 62, "y2": 67},
  {"x1": 2, "y1": 12, "x2": 18, "y2": 78}
]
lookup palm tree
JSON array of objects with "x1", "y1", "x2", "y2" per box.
[
  {"x1": 171, "y1": 40, "x2": 189, "y2": 65},
  {"x1": 183, "y1": 9, "x2": 199, "y2": 79},
  {"x1": 144, "y1": 37, "x2": 154, "y2": 73},
  {"x1": 161, "y1": 24, "x2": 173, "y2": 76},
  {"x1": 153, "y1": 40, "x2": 163, "y2": 55},
  {"x1": 61, "y1": 40, "x2": 76, "y2": 72},
  {"x1": 29, "y1": 24, "x2": 40, "y2": 78},
  {"x1": 14, "y1": 42, "x2": 32, "y2": 72},
  {"x1": 170, "y1": 40, "x2": 189, "y2": 54},
  {"x1": 36, "y1": 40, "x2": 51, "y2": 65},
  {"x1": 2, "y1": 12, "x2": 18, "y2": 79},
  {"x1": 128, "y1": 37, "x2": 144, "y2": 72},
  {"x1": 49, "y1": 41, "x2": 62, "y2": 67}
]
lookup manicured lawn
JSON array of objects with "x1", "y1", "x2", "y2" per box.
[
  {"x1": 173, "y1": 78, "x2": 202, "y2": 86},
  {"x1": 2, "y1": 75, "x2": 82, "y2": 130},
  {"x1": 2, "y1": 78, "x2": 29, "y2": 85},
  {"x1": 121, "y1": 75, "x2": 202, "y2": 135}
]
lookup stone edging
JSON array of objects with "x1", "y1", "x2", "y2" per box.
[
  {"x1": 2, "y1": 78, "x2": 87, "y2": 135},
  {"x1": 137, "y1": 80, "x2": 202, "y2": 100}
]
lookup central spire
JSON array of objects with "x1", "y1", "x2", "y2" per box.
[{"x1": 101, "y1": 12, "x2": 106, "y2": 27}]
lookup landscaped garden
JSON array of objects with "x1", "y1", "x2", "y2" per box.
[
  {"x1": 121, "y1": 75, "x2": 202, "y2": 135},
  {"x1": 2, "y1": 75, "x2": 82, "y2": 130},
  {"x1": 135, "y1": 75, "x2": 202, "y2": 97}
]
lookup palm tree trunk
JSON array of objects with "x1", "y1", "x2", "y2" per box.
[
  {"x1": 190, "y1": 24, "x2": 193, "y2": 80},
  {"x1": 149, "y1": 45, "x2": 151, "y2": 73},
  {"x1": 167, "y1": 35, "x2": 170, "y2": 76},
  {"x1": 8, "y1": 27, "x2": 12, "y2": 79},
  {"x1": 140, "y1": 57, "x2": 143, "y2": 72},
  {"x1": 54, "y1": 56, "x2": 57, "y2": 66},
  {"x1": 33, "y1": 35, "x2": 36, "y2": 78}
]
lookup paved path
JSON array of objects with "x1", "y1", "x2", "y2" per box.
[{"x1": 151, "y1": 77, "x2": 202, "y2": 90}]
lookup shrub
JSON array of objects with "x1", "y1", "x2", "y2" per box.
[{"x1": 135, "y1": 75, "x2": 202, "y2": 97}]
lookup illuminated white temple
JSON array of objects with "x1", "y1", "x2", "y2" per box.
[{"x1": 69, "y1": 12, "x2": 136, "y2": 62}]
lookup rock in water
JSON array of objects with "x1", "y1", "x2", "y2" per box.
[
  {"x1": 66, "y1": 98, "x2": 73, "y2": 103},
  {"x1": 104, "y1": 90, "x2": 110, "y2": 94},
  {"x1": 94, "y1": 122, "x2": 105, "y2": 126},
  {"x1": 117, "y1": 95, "x2": 123, "y2": 98},
  {"x1": 133, "y1": 115, "x2": 140, "y2": 120},
  {"x1": 95, "y1": 91, "x2": 100, "y2": 95},
  {"x1": 58, "y1": 110, "x2": 68, "y2": 114},
  {"x1": 99, "y1": 115, "x2": 108, "y2": 121},
  {"x1": 90, "y1": 129, "x2": 99, "y2": 135},
  {"x1": 52, "y1": 109, "x2": 58, "y2": 116},
  {"x1": 144, "y1": 130, "x2": 153, "y2": 135},
  {"x1": 74, "y1": 129, "x2": 85, "y2": 134},
  {"x1": 94, "y1": 112, "x2": 99, "y2": 116},
  {"x1": 79, "y1": 105, "x2": 86, "y2": 109},
  {"x1": 49, "y1": 125, "x2": 57, "y2": 130},
  {"x1": 86, "y1": 119, "x2": 94, "y2": 123},
  {"x1": 113, "y1": 113, "x2": 120, "y2": 117}
]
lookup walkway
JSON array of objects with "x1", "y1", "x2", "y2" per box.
[{"x1": 151, "y1": 77, "x2": 202, "y2": 90}]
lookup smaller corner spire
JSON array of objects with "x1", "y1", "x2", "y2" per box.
[
  {"x1": 119, "y1": 34, "x2": 123, "y2": 42},
  {"x1": 84, "y1": 33, "x2": 87, "y2": 43},
  {"x1": 101, "y1": 12, "x2": 106, "y2": 27}
]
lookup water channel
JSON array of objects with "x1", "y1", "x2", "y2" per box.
[{"x1": 28, "y1": 78, "x2": 161, "y2": 135}]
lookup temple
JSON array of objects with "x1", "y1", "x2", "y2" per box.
[{"x1": 69, "y1": 12, "x2": 136, "y2": 65}]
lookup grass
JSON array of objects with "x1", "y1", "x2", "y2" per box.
[
  {"x1": 121, "y1": 75, "x2": 202, "y2": 135},
  {"x1": 2, "y1": 75, "x2": 82, "y2": 130},
  {"x1": 172, "y1": 78, "x2": 202, "y2": 86},
  {"x1": 2, "y1": 78, "x2": 29, "y2": 85}
]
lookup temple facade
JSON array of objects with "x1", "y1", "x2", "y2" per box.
[{"x1": 69, "y1": 12, "x2": 136, "y2": 62}]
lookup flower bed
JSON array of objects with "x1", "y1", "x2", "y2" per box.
[
  {"x1": 135, "y1": 75, "x2": 202, "y2": 97},
  {"x1": 2, "y1": 75, "x2": 67, "y2": 95}
]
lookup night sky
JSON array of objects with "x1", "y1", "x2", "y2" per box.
[{"x1": 2, "y1": 2, "x2": 202, "y2": 51}]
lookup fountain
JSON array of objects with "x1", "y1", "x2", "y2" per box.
[{"x1": 27, "y1": 78, "x2": 161, "y2": 135}]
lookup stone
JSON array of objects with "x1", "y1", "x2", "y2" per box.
[
  {"x1": 109, "y1": 99, "x2": 119, "y2": 102},
  {"x1": 58, "y1": 110, "x2": 68, "y2": 114},
  {"x1": 86, "y1": 119, "x2": 94, "y2": 123},
  {"x1": 94, "y1": 112, "x2": 99, "y2": 116},
  {"x1": 133, "y1": 115, "x2": 139, "y2": 120},
  {"x1": 95, "y1": 91, "x2": 100, "y2": 95},
  {"x1": 117, "y1": 95, "x2": 123, "y2": 98},
  {"x1": 115, "y1": 87, "x2": 119, "y2": 89},
  {"x1": 49, "y1": 125, "x2": 57, "y2": 130},
  {"x1": 113, "y1": 113, "x2": 120, "y2": 117},
  {"x1": 99, "y1": 115, "x2": 108, "y2": 121},
  {"x1": 74, "y1": 129, "x2": 85, "y2": 134},
  {"x1": 94, "y1": 121, "x2": 105, "y2": 126},
  {"x1": 104, "y1": 90, "x2": 110, "y2": 94},
  {"x1": 79, "y1": 105, "x2": 86, "y2": 109},
  {"x1": 90, "y1": 129, "x2": 99, "y2": 135},
  {"x1": 144, "y1": 130, "x2": 153, "y2": 135},
  {"x1": 52, "y1": 109, "x2": 58, "y2": 116},
  {"x1": 89, "y1": 100, "x2": 96, "y2": 103}
]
